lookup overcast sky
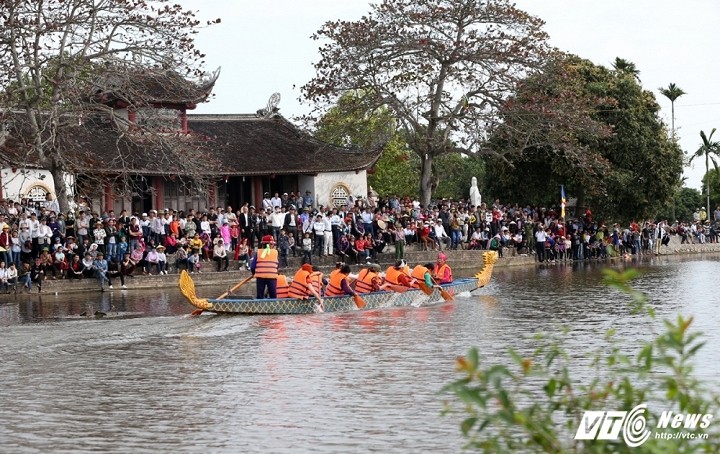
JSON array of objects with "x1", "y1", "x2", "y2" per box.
[{"x1": 184, "y1": 0, "x2": 719, "y2": 190}]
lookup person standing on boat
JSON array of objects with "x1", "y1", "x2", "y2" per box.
[
  {"x1": 251, "y1": 235, "x2": 279, "y2": 299},
  {"x1": 325, "y1": 264, "x2": 357, "y2": 297},
  {"x1": 434, "y1": 253, "x2": 453, "y2": 284}
]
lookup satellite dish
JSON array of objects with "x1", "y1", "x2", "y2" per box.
[{"x1": 266, "y1": 93, "x2": 281, "y2": 116}]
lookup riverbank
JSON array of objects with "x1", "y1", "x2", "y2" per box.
[{"x1": 11, "y1": 235, "x2": 720, "y2": 296}]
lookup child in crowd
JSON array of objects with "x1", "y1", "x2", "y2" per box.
[
  {"x1": 302, "y1": 232, "x2": 313, "y2": 265},
  {"x1": 187, "y1": 250, "x2": 201, "y2": 273},
  {"x1": 288, "y1": 232, "x2": 296, "y2": 256},
  {"x1": 156, "y1": 245, "x2": 168, "y2": 275},
  {"x1": 117, "y1": 236, "x2": 128, "y2": 263}
]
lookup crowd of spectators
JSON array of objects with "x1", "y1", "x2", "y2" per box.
[{"x1": 1, "y1": 189, "x2": 719, "y2": 292}]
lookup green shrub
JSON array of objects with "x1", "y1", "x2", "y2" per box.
[{"x1": 443, "y1": 269, "x2": 720, "y2": 453}]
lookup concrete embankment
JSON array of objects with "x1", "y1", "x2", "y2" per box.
[{"x1": 29, "y1": 236, "x2": 720, "y2": 295}]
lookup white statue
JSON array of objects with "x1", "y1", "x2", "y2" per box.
[{"x1": 470, "y1": 176, "x2": 481, "y2": 208}]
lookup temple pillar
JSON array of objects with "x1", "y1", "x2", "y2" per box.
[{"x1": 154, "y1": 177, "x2": 164, "y2": 210}]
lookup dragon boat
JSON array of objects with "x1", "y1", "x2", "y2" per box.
[{"x1": 179, "y1": 251, "x2": 498, "y2": 315}]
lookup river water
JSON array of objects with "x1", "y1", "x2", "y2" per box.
[{"x1": 0, "y1": 254, "x2": 718, "y2": 453}]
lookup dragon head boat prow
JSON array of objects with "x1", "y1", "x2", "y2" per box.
[
  {"x1": 178, "y1": 270, "x2": 214, "y2": 311},
  {"x1": 474, "y1": 250, "x2": 498, "y2": 288}
]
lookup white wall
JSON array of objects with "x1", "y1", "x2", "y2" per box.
[
  {"x1": 313, "y1": 170, "x2": 368, "y2": 208},
  {"x1": 0, "y1": 167, "x2": 74, "y2": 203}
]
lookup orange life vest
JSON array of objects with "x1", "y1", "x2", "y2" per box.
[
  {"x1": 309, "y1": 271, "x2": 323, "y2": 296},
  {"x1": 411, "y1": 265, "x2": 430, "y2": 287},
  {"x1": 326, "y1": 271, "x2": 349, "y2": 296},
  {"x1": 288, "y1": 268, "x2": 312, "y2": 299},
  {"x1": 411, "y1": 265, "x2": 429, "y2": 281},
  {"x1": 385, "y1": 265, "x2": 410, "y2": 285},
  {"x1": 276, "y1": 275, "x2": 289, "y2": 298},
  {"x1": 434, "y1": 263, "x2": 453, "y2": 284},
  {"x1": 254, "y1": 248, "x2": 279, "y2": 279},
  {"x1": 384, "y1": 266, "x2": 405, "y2": 285},
  {"x1": 355, "y1": 268, "x2": 379, "y2": 294}
]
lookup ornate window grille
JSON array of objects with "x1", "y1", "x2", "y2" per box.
[{"x1": 330, "y1": 184, "x2": 350, "y2": 208}]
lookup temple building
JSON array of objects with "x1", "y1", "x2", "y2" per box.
[{"x1": 0, "y1": 69, "x2": 381, "y2": 213}]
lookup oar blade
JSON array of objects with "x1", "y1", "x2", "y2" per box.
[
  {"x1": 440, "y1": 288, "x2": 454, "y2": 301},
  {"x1": 353, "y1": 294, "x2": 367, "y2": 309}
]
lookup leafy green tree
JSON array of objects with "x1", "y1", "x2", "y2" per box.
[
  {"x1": 368, "y1": 143, "x2": 420, "y2": 198},
  {"x1": 484, "y1": 54, "x2": 684, "y2": 221},
  {"x1": 658, "y1": 83, "x2": 686, "y2": 141},
  {"x1": 302, "y1": 0, "x2": 550, "y2": 208},
  {"x1": 701, "y1": 168, "x2": 720, "y2": 213},
  {"x1": 434, "y1": 153, "x2": 486, "y2": 201},
  {"x1": 690, "y1": 129, "x2": 720, "y2": 218},
  {"x1": 313, "y1": 92, "x2": 419, "y2": 197},
  {"x1": 612, "y1": 57, "x2": 641, "y2": 81},
  {"x1": 672, "y1": 187, "x2": 703, "y2": 222}
]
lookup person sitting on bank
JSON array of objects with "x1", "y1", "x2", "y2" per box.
[
  {"x1": 324, "y1": 264, "x2": 357, "y2": 297},
  {"x1": 385, "y1": 260, "x2": 414, "y2": 288},
  {"x1": 213, "y1": 238, "x2": 229, "y2": 272},
  {"x1": 250, "y1": 235, "x2": 279, "y2": 299},
  {"x1": 354, "y1": 263, "x2": 383, "y2": 294},
  {"x1": 144, "y1": 246, "x2": 160, "y2": 275},
  {"x1": 288, "y1": 263, "x2": 324, "y2": 310},
  {"x1": 156, "y1": 245, "x2": 168, "y2": 275},
  {"x1": 434, "y1": 252, "x2": 453, "y2": 284}
]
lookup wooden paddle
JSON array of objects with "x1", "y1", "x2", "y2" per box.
[
  {"x1": 353, "y1": 293, "x2": 367, "y2": 309},
  {"x1": 417, "y1": 282, "x2": 434, "y2": 295},
  {"x1": 217, "y1": 275, "x2": 254, "y2": 300},
  {"x1": 380, "y1": 283, "x2": 410, "y2": 293},
  {"x1": 438, "y1": 286, "x2": 454, "y2": 301},
  {"x1": 418, "y1": 281, "x2": 453, "y2": 301},
  {"x1": 431, "y1": 277, "x2": 454, "y2": 301}
]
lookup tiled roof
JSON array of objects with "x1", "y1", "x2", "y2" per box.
[
  {"x1": 91, "y1": 68, "x2": 220, "y2": 108},
  {"x1": 187, "y1": 114, "x2": 382, "y2": 175},
  {"x1": 0, "y1": 113, "x2": 381, "y2": 176}
]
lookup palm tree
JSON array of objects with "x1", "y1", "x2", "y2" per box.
[
  {"x1": 659, "y1": 83, "x2": 687, "y2": 141},
  {"x1": 690, "y1": 129, "x2": 720, "y2": 218},
  {"x1": 612, "y1": 57, "x2": 641, "y2": 81}
]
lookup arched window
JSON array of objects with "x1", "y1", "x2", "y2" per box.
[
  {"x1": 26, "y1": 185, "x2": 49, "y2": 202},
  {"x1": 330, "y1": 183, "x2": 350, "y2": 208}
]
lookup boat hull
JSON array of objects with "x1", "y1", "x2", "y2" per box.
[
  {"x1": 178, "y1": 251, "x2": 498, "y2": 315},
  {"x1": 204, "y1": 278, "x2": 480, "y2": 315}
]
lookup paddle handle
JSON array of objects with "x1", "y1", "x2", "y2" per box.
[{"x1": 217, "y1": 275, "x2": 253, "y2": 299}]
